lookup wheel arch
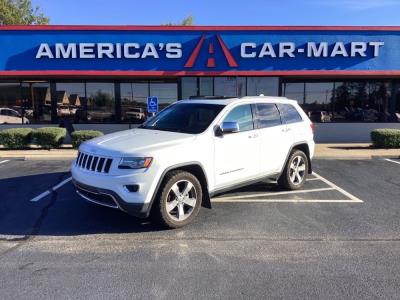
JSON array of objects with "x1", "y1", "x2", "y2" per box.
[
  {"x1": 283, "y1": 142, "x2": 313, "y2": 175},
  {"x1": 149, "y1": 162, "x2": 211, "y2": 216}
]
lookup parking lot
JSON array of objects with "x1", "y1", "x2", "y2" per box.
[{"x1": 1, "y1": 157, "x2": 400, "y2": 299}]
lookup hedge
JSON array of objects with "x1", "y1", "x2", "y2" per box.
[
  {"x1": 32, "y1": 127, "x2": 67, "y2": 149},
  {"x1": 71, "y1": 130, "x2": 104, "y2": 148},
  {"x1": 371, "y1": 129, "x2": 400, "y2": 148},
  {"x1": 0, "y1": 128, "x2": 33, "y2": 149}
]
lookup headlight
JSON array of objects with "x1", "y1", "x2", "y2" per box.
[{"x1": 118, "y1": 157, "x2": 153, "y2": 169}]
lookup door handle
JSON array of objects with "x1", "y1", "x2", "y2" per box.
[
  {"x1": 248, "y1": 133, "x2": 259, "y2": 139},
  {"x1": 281, "y1": 128, "x2": 291, "y2": 132}
]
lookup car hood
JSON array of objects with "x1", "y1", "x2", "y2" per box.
[{"x1": 80, "y1": 128, "x2": 196, "y2": 155}]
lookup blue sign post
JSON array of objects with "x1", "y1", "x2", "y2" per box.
[{"x1": 147, "y1": 96, "x2": 158, "y2": 114}]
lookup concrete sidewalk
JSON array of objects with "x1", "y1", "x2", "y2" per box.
[{"x1": 0, "y1": 144, "x2": 399, "y2": 160}]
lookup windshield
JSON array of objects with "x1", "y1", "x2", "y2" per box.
[{"x1": 140, "y1": 103, "x2": 225, "y2": 134}]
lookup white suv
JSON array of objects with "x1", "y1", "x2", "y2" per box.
[{"x1": 71, "y1": 96, "x2": 315, "y2": 228}]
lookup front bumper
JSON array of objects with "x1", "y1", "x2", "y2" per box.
[{"x1": 73, "y1": 180, "x2": 151, "y2": 218}]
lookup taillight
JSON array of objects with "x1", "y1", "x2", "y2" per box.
[{"x1": 310, "y1": 123, "x2": 315, "y2": 134}]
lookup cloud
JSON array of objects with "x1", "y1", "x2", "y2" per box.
[{"x1": 314, "y1": 0, "x2": 400, "y2": 11}]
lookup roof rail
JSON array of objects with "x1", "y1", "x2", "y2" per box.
[{"x1": 188, "y1": 95, "x2": 237, "y2": 100}]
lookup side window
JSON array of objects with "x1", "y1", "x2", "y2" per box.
[
  {"x1": 223, "y1": 104, "x2": 254, "y2": 132},
  {"x1": 254, "y1": 103, "x2": 282, "y2": 129},
  {"x1": 277, "y1": 104, "x2": 303, "y2": 124},
  {"x1": 9, "y1": 110, "x2": 19, "y2": 117},
  {"x1": 0, "y1": 110, "x2": 5, "y2": 116}
]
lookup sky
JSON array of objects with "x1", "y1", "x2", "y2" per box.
[{"x1": 31, "y1": 0, "x2": 400, "y2": 26}]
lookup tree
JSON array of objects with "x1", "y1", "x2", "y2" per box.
[
  {"x1": 163, "y1": 15, "x2": 193, "y2": 26},
  {"x1": 0, "y1": 0, "x2": 49, "y2": 25}
]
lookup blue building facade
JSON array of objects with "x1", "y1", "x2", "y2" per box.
[{"x1": 0, "y1": 26, "x2": 399, "y2": 138}]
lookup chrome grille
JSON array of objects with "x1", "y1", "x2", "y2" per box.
[{"x1": 76, "y1": 151, "x2": 113, "y2": 173}]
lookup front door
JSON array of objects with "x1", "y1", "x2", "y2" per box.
[{"x1": 214, "y1": 104, "x2": 260, "y2": 188}]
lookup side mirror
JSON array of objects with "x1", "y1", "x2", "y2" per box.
[{"x1": 221, "y1": 122, "x2": 240, "y2": 134}]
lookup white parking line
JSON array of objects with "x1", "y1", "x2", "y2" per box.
[
  {"x1": 306, "y1": 177, "x2": 320, "y2": 181},
  {"x1": 212, "y1": 198, "x2": 362, "y2": 203},
  {"x1": 30, "y1": 177, "x2": 72, "y2": 202},
  {"x1": 385, "y1": 158, "x2": 400, "y2": 165},
  {"x1": 312, "y1": 172, "x2": 363, "y2": 203},
  {"x1": 212, "y1": 187, "x2": 335, "y2": 201},
  {"x1": 0, "y1": 160, "x2": 10, "y2": 165},
  {"x1": 211, "y1": 172, "x2": 363, "y2": 204}
]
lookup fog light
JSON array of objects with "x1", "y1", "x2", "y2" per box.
[{"x1": 124, "y1": 184, "x2": 139, "y2": 192}]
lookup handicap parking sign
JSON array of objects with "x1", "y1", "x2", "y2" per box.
[{"x1": 147, "y1": 96, "x2": 158, "y2": 113}]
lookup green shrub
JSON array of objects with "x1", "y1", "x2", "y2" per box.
[
  {"x1": 32, "y1": 127, "x2": 67, "y2": 149},
  {"x1": 0, "y1": 128, "x2": 33, "y2": 149},
  {"x1": 371, "y1": 129, "x2": 400, "y2": 148},
  {"x1": 71, "y1": 130, "x2": 104, "y2": 149}
]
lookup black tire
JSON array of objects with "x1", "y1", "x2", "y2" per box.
[
  {"x1": 151, "y1": 170, "x2": 202, "y2": 229},
  {"x1": 278, "y1": 150, "x2": 309, "y2": 190}
]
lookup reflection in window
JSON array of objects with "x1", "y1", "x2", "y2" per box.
[
  {"x1": 55, "y1": 82, "x2": 86, "y2": 123},
  {"x1": 199, "y1": 77, "x2": 213, "y2": 96},
  {"x1": 283, "y1": 80, "x2": 396, "y2": 122},
  {"x1": 305, "y1": 82, "x2": 334, "y2": 123},
  {"x1": 223, "y1": 104, "x2": 254, "y2": 131},
  {"x1": 283, "y1": 82, "x2": 304, "y2": 104},
  {"x1": 247, "y1": 77, "x2": 279, "y2": 96},
  {"x1": 149, "y1": 82, "x2": 178, "y2": 111},
  {"x1": 121, "y1": 82, "x2": 148, "y2": 123},
  {"x1": 254, "y1": 103, "x2": 281, "y2": 128},
  {"x1": 332, "y1": 81, "x2": 391, "y2": 122},
  {"x1": 181, "y1": 77, "x2": 197, "y2": 99},
  {"x1": 214, "y1": 77, "x2": 238, "y2": 97},
  {"x1": 395, "y1": 82, "x2": 400, "y2": 122},
  {"x1": 21, "y1": 82, "x2": 51, "y2": 124},
  {"x1": 0, "y1": 82, "x2": 26, "y2": 124},
  {"x1": 277, "y1": 104, "x2": 303, "y2": 124},
  {"x1": 86, "y1": 82, "x2": 115, "y2": 123}
]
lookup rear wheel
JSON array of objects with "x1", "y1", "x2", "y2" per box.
[
  {"x1": 278, "y1": 150, "x2": 308, "y2": 190},
  {"x1": 152, "y1": 170, "x2": 202, "y2": 229}
]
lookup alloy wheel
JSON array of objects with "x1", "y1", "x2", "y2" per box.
[
  {"x1": 289, "y1": 155, "x2": 306, "y2": 185},
  {"x1": 165, "y1": 180, "x2": 198, "y2": 221}
]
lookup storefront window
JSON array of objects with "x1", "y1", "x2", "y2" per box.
[
  {"x1": 86, "y1": 82, "x2": 115, "y2": 123},
  {"x1": 181, "y1": 77, "x2": 198, "y2": 99},
  {"x1": 395, "y1": 81, "x2": 400, "y2": 122},
  {"x1": 283, "y1": 82, "x2": 304, "y2": 104},
  {"x1": 214, "y1": 77, "x2": 238, "y2": 97},
  {"x1": 199, "y1": 77, "x2": 213, "y2": 96},
  {"x1": 149, "y1": 81, "x2": 177, "y2": 111},
  {"x1": 332, "y1": 81, "x2": 391, "y2": 122},
  {"x1": 55, "y1": 82, "x2": 86, "y2": 123},
  {"x1": 283, "y1": 80, "x2": 395, "y2": 122},
  {"x1": 305, "y1": 82, "x2": 334, "y2": 122},
  {"x1": 21, "y1": 81, "x2": 51, "y2": 124},
  {"x1": 247, "y1": 77, "x2": 279, "y2": 96},
  {"x1": 0, "y1": 82, "x2": 25, "y2": 124},
  {"x1": 121, "y1": 82, "x2": 148, "y2": 123}
]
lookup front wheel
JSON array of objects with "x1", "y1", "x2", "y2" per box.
[
  {"x1": 152, "y1": 170, "x2": 202, "y2": 229},
  {"x1": 278, "y1": 150, "x2": 309, "y2": 190}
]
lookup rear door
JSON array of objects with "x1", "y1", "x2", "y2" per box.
[
  {"x1": 214, "y1": 104, "x2": 260, "y2": 188},
  {"x1": 254, "y1": 103, "x2": 292, "y2": 174},
  {"x1": 277, "y1": 103, "x2": 307, "y2": 142}
]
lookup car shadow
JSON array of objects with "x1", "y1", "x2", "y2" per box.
[{"x1": 0, "y1": 172, "x2": 168, "y2": 237}]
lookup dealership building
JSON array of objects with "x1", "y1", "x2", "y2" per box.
[{"x1": 0, "y1": 25, "x2": 399, "y2": 142}]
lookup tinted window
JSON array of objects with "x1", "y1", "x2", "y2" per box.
[
  {"x1": 254, "y1": 103, "x2": 281, "y2": 128},
  {"x1": 140, "y1": 103, "x2": 224, "y2": 134},
  {"x1": 277, "y1": 104, "x2": 303, "y2": 124},
  {"x1": 223, "y1": 104, "x2": 254, "y2": 132}
]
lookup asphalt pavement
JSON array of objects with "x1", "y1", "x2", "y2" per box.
[{"x1": 0, "y1": 158, "x2": 399, "y2": 299}]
